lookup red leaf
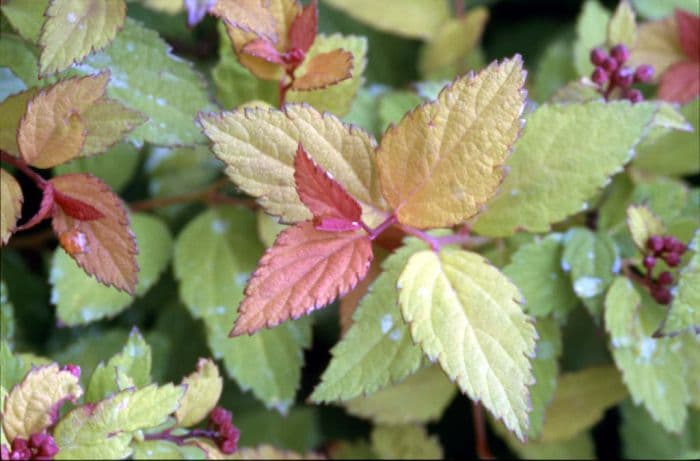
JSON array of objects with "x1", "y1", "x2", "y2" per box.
[
  {"x1": 231, "y1": 221, "x2": 373, "y2": 336},
  {"x1": 53, "y1": 190, "x2": 105, "y2": 221},
  {"x1": 676, "y1": 9, "x2": 700, "y2": 61},
  {"x1": 288, "y1": 0, "x2": 317, "y2": 53},
  {"x1": 294, "y1": 143, "x2": 362, "y2": 231},
  {"x1": 290, "y1": 50, "x2": 353, "y2": 91},
  {"x1": 50, "y1": 174, "x2": 138, "y2": 294},
  {"x1": 658, "y1": 60, "x2": 700, "y2": 103},
  {"x1": 241, "y1": 37, "x2": 284, "y2": 64}
]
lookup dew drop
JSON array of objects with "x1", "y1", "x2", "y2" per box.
[{"x1": 380, "y1": 314, "x2": 393, "y2": 334}]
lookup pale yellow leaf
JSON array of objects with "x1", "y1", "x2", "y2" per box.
[
  {"x1": 607, "y1": 0, "x2": 637, "y2": 47},
  {"x1": 629, "y1": 16, "x2": 685, "y2": 79},
  {"x1": 80, "y1": 98, "x2": 146, "y2": 156},
  {"x1": 323, "y1": 0, "x2": 451, "y2": 40},
  {"x1": 199, "y1": 104, "x2": 387, "y2": 226},
  {"x1": 398, "y1": 248, "x2": 536, "y2": 441},
  {"x1": 2, "y1": 364, "x2": 83, "y2": 441},
  {"x1": 0, "y1": 169, "x2": 23, "y2": 245},
  {"x1": 39, "y1": 0, "x2": 126, "y2": 75},
  {"x1": 175, "y1": 358, "x2": 223, "y2": 427},
  {"x1": 626, "y1": 205, "x2": 666, "y2": 251},
  {"x1": 377, "y1": 56, "x2": 526, "y2": 229}
]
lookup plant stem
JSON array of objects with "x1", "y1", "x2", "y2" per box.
[
  {"x1": 144, "y1": 428, "x2": 219, "y2": 446},
  {"x1": 454, "y1": 0, "x2": 465, "y2": 17},
  {"x1": 128, "y1": 178, "x2": 256, "y2": 212},
  {"x1": 278, "y1": 69, "x2": 296, "y2": 106},
  {"x1": 472, "y1": 402, "x2": 494, "y2": 460},
  {"x1": 0, "y1": 150, "x2": 48, "y2": 189},
  {"x1": 364, "y1": 214, "x2": 398, "y2": 240},
  {"x1": 397, "y1": 223, "x2": 484, "y2": 252}
]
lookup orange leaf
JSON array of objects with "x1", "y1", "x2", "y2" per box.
[
  {"x1": 291, "y1": 49, "x2": 353, "y2": 91},
  {"x1": 211, "y1": 0, "x2": 279, "y2": 43},
  {"x1": 294, "y1": 143, "x2": 362, "y2": 231},
  {"x1": 658, "y1": 60, "x2": 700, "y2": 104},
  {"x1": 50, "y1": 173, "x2": 138, "y2": 294},
  {"x1": 232, "y1": 221, "x2": 373, "y2": 336},
  {"x1": 17, "y1": 73, "x2": 109, "y2": 169},
  {"x1": 288, "y1": 0, "x2": 317, "y2": 53}
]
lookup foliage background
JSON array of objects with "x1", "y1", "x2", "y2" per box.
[{"x1": 1, "y1": 0, "x2": 698, "y2": 459}]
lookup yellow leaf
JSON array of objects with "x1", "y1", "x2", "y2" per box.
[
  {"x1": 419, "y1": 7, "x2": 489, "y2": 77},
  {"x1": 539, "y1": 366, "x2": 627, "y2": 442},
  {"x1": 629, "y1": 16, "x2": 685, "y2": 80},
  {"x1": 39, "y1": 0, "x2": 126, "y2": 75},
  {"x1": 18, "y1": 73, "x2": 109, "y2": 168},
  {"x1": 398, "y1": 248, "x2": 536, "y2": 441},
  {"x1": 80, "y1": 98, "x2": 146, "y2": 156},
  {"x1": 377, "y1": 56, "x2": 526, "y2": 229},
  {"x1": 291, "y1": 49, "x2": 353, "y2": 91},
  {"x1": 323, "y1": 0, "x2": 451, "y2": 40},
  {"x1": 199, "y1": 104, "x2": 387, "y2": 225},
  {"x1": 175, "y1": 359, "x2": 223, "y2": 427},
  {"x1": 1, "y1": 169, "x2": 23, "y2": 245},
  {"x1": 626, "y1": 205, "x2": 666, "y2": 252},
  {"x1": 2, "y1": 364, "x2": 83, "y2": 441},
  {"x1": 607, "y1": 0, "x2": 637, "y2": 47}
]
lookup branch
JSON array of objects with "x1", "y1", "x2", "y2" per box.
[{"x1": 472, "y1": 402, "x2": 494, "y2": 460}]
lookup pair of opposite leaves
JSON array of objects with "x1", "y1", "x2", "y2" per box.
[
  {"x1": 3, "y1": 72, "x2": 142, "y2": 293},
  {"x1": 213, "y1": 0, "x2": 354, "y2": 91},
  {"x1": 222, "y1": 56, "x2": 527, "y2": 336}
]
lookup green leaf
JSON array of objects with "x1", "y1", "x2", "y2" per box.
[
  {"x1": 398, "y1": 248, "x2": 536, "y2": 441},
  {"x1": 341, "y1": 84, "x2": 387, "y2": 137},
  {"x1": 0, "y1": 281, "x2": 15, "y2": 345},
  {"x1": 621, "y1": 399, "x2": 700, "y2": 459},
  {"x1": 662, "y1": 230, "x2": 700, "y2": 335},
  {"x1": 234, "y1": 405, "x2": 321, "y2": 453},
  {"x1": 51, "y1": 329, "x2": 130, "y2": 386},
  {"x1": 607, "y1": 0, "x2": 637, "y2": 47},
  {"x1": 605, "y1": 280, "x2": 690, "y2": 432},
  {"x1": 635, "y1": 99, "x2": 700, "y2": 176},
  {"x1": 39, "y1": 0, "x2": 126, "y2": 75},
  {"x1": 211, "y1": 21, "x2": 277, "y2": 109},
  {"x1": 322, "y1": 0, "x2": 451, "y2": 40},
  {"x1": 74, "y1": 18, "x2": 211, "y2": 146},
  {"x1": 0, "y1": 341, "x2": 38, "y2": 398},
  {"x1": 310, "y1": 240, "x2": 426, "y2": 403},
  {"x1": 0, "y1": 68, "x2": 26, "y2": 102},
  {"x1": 1, "y1": 0, "x2": 49, "y2": 43},
  {"x1": 50, "y1": 213, "x2": 173, "y2": 325},
  {"x1": 632, "y1": 0, "x2": 700, "y2": 19},
  {"x1": 132, "y1": 440, "x2": 206, "y2": 460},
  {"x1": 528, "y1": 317, "x2": 563, "y2": 439},
  {"x1": 532, "y1": 36, "x2": 578, "y2": 103},
  {"x1": 561, "y1": 228, "x2": 619, "y2": 319},
  {"x1": 54, "y1": 384, "x2": 184, "y2": 459},
  {"x1": 175, "y1": 358, "x2": 223, "y2": 428},
  {"x1": 256, "y1": 210, "x2": 288, "y2": 249},
  {"x1": 574, "y1": 0, "x2": 610, "y2": 76},
  {"x1": 370, "y1": 424, "x2": 443, "y2": 460},
  {"x1": 626, "y1": 205, "x2": 666, "y2": 252},
  {"x1": 0, "y1": 35, "x2": 39, "y2": 89},
  {"x1": 85, "y1": 328, "x2": 152, "y2": 402},
  {"x1": 173, "y1": 207, "x2": 311, "y2": 411},
  {"x1": 287, "y1": 34, "x2": 367, "y2": 117},
  {"x1": 474, "y1": 101, "x2": 657, "y2": 236},
  {"x1": 539, "y1": 366, "x2": 627, "y2": 442},
  {"x1": 54, "y1": 142, "x2": 140, "y2": 193},
  {"x1": 503, "y1": 234, "x2": 578, "y2": 318},
  {"x1": 0, "y1": 88, "x2": 38, "y2": 157},
  {"x1": 377, "y1": 90, "x2": 423, "y2": 133},
  {"x1": 631, "y1": 176, "x2": 688, "y2": 223},
  {"x1": 492, "y1": 421, "x2": 595, "y2": 460},
  {"x1": 344, "y1": 365, "x2": 456, "y2": 425}
]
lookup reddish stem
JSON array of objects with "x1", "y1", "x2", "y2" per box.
[
  {"x1": 278, "y1": 68, "x2": 296, "y2": 106},
  {"x1": 0, "y1": 150, "x2": 47, "y2": 189},
  {"x1": 454, "y1": 0, "x2": 465, "y2": 17},
  {"x1": 472, "y1": 402, "x2": 494, "y2": 460},
  {"x1": 364, "y1": 214, "x2": 398, "y2": 240}
]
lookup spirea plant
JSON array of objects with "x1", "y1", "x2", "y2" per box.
[{"x1": 0, "y1": 0, "x2": 698, "y2": 459}]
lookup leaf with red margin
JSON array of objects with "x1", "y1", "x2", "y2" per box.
[
  {"x1": 211, "y1": 0, "x2": 279, "y2": 43},
  {"x1": 676, "y1": 9, "x2": 700, "y2": 61},
  {"x1": 291, "y1": 49, "x2": 353, "y2": 91},
  {"x1": 241, "y1": 37, "x2": 284, "y2": 64},
  {"x1": 50, "y1": 174, "x2": 138, "y2": 294},
  {"x1": 231, "y1": 221, "x2": 373, "y2": 336},
  {"x1": 288, "y1": 0, "x2": 317, "y2": 53},
  {"x1": 658, "y1": 60, "x2": 700, "y2": 104},
  {"x1": 294, "y1": 143, "x2": 362, "y2": 232}
]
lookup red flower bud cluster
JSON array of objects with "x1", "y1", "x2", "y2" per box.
[
  {"x1": 643, "y1": 235, "x2": 687, "y2": 305},
  {"x1": 589, "y1": 44, "x2": 654, "y2": 103},
  {"x1": 1, "y1": 432, "x2": 59, "y2": 460},
  {"x1": 209, "y1": 406, "x2": 240, "y2": 455}
]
